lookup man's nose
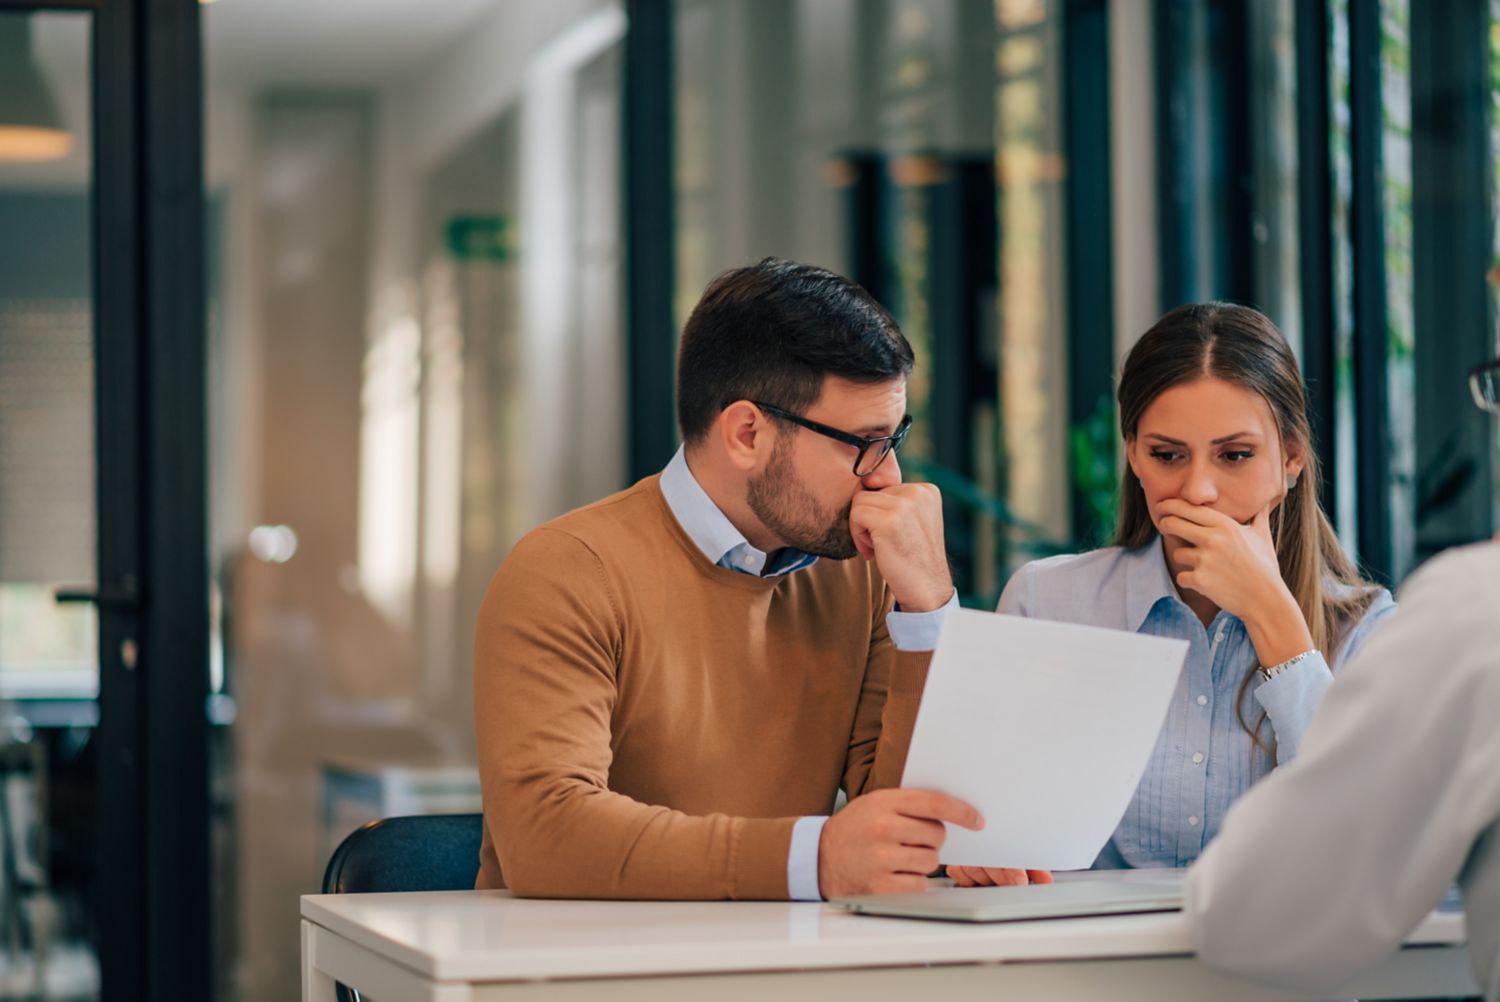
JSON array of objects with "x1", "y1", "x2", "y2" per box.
[{"x1": 861, "y1": 451, "x2": 902, "y2": 488}]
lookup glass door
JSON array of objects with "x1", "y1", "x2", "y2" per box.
[
  {"x1": 0, "y1": 10, "x2": 102, "y2": 996},
  {"x1": 1, "y1": 1, "x2": 210, "y2": 998}
]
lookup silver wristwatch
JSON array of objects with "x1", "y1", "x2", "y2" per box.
[{"x1": 1258, "y1": 649, "x2": 1316, "y2": 684}]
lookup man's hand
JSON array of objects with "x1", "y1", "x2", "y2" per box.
[
  {"x1": 945, "y1": 864, "x2": 1054, "y2": 887},
  {"x1": 848, "y1": 483, "x2": 953, "y2": 612},
  {"x1": 818, "y1": 788, "x2": 982, "y2": 898}
]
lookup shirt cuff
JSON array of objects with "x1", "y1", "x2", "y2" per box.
[
  {"x1": 886, "y1": 591, "x2": 959, "y2": 651},
  {"x1": 1252, "y1": 649, "x2": 1334, "y2": 761},
  {"x1": 787, "y1": 815, "x2": 829, "y2": 901}
]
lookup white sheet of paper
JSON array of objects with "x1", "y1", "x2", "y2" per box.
[{"x1": 900, "y1": 608, "x2": 1188, "y2": 871}]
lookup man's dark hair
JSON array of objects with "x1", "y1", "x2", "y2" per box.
[{"x1": 676, "y1": 258, "x2": 914, "y2": 443}]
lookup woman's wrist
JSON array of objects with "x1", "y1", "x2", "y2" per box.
[{"x1": 1243, "y1": 584, "x2": 1315, "y2": 669}]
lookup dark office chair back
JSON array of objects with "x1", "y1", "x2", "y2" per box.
[
  {"x1": 321, "y1": 813, "x2": 484, "y2": 1002},
  {"x1": 321, "y1": 812, "x2": 484, "y2": 895}
]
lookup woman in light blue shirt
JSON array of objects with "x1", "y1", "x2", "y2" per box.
[{"x1": 951, "y1": 302, "x2": 1393, "y2": 881}]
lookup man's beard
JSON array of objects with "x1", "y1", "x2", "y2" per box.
[{"x1": 745, "y1": 442, "x2": 858, "y2": 560}]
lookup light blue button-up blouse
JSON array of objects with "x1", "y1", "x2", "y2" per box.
[{"x1": 997, "y1": 538, "x2": 1395, "y2": 870}]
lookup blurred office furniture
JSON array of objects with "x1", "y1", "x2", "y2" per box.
[
  {"x1": 321, "y1": 813, "x2": 483, "y2": 897},
  {"x1": 0, "y1": 738, "x2": 51, "y2": 998},
  {"x1": 321, "y1": 813, "x2": 484, "y2": 1002},
  {"x1": 320, "y1": 759, "x2": 481, "y2": 867}
]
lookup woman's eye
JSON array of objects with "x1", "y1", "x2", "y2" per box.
[
  {"x1": 1149, "y1": 449, "x2": 1182, "y2": 464},
  {"x1": 1222, "y1": 449, "x2": 1254, "y2": 463}
]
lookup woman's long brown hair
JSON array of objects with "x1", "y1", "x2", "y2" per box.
[{"x1": 1112, "y1": 302, "x2": 1380, "y2": 752}]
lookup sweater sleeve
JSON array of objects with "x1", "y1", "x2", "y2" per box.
[
  {"x1": 842, "y1": 581, "x2": 932, "y2": 797},
  {"x1": 474, "y1": 528, "x2": 795, "y2": 900}
]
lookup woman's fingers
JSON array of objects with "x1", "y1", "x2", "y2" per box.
[
  {"x1": 1158, "y1": 514, "x2": 1216, "y2": 545},
  {"x1": 1156, "y1": 498, "x2": 1236, "y2": 527}
]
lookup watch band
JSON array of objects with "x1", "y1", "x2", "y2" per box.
[{"x1": 1258, "y1": 649, "x2": 1316, "y2": 684}]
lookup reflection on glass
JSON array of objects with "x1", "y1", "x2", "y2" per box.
[
  {"x1": 1330, "y1": 0, "x2": 1362, "y2": 556},
  {"x1": 1487, "y1": 0, "x2": 1500, "y2": 529},
  {"x1": 1381, "y1": 0, "x2": 1416, "y2": 580},
  {"x1": 0, "y1": 9, "x2": 100, "y2": 998},
  {"x1": 996, "y1": 0, "x2": 1069, "y2": 576},
  {"x1": 1246, "y1": 0, "x2": 1302, "y2": 354},
  {"x1": 673, "y1": 0, "x2": 1068, "y2": 603},
  {"x1": 203, "y1": 3, "x2": 627, "y2": 997}
]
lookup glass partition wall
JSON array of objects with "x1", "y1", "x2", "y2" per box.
[
  {"x1": 201, "y1": 2, "x2": 626, "y2": 997},
  {"x1": 675, "y1": 0, "x2": 1072, "y2": 604},
  {"x1": 0, "y1": 10, "x2": 100, "y2": 997}
]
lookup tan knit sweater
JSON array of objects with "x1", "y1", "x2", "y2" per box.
[{"x1": 473, "y1": 475, "x2": 931, "y2": 899}]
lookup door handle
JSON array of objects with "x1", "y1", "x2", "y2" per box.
[{"x1": 54, "y1": 577, "x2": 141, "y2": 612}]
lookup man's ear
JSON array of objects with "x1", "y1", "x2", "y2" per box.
[{"x1": 717, "y1": 400, "x2": 774, "y2": 473}]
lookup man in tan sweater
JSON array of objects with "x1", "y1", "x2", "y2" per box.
[{"x1": 475, "y1": 258, "x2": 1033, "y2": 900}]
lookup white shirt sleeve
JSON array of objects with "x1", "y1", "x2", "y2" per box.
[
  {"x1": 885, "y1": 591, "x2": 958, "y2": 651},
  {"x1": 1186, "y1": 544, "x2": 1500, "y2": 995}
]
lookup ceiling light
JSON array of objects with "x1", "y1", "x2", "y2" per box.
[{"x1": 0, "y1": 17, "x2": 72, "y2": 162}]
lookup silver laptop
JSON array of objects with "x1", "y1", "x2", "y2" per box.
[{"x1": 831, "y1": 875, "x2": 1183, "y2": 923}]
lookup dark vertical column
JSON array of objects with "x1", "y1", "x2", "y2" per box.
[
  {"x1": 1411, "y1": 0, "x2": 1495, "y2": 555},
  {"x1": 928, "y1": 159, "x2": 997, "y2": 591},
  {"x1": 625, "y1": 0, "x2": 678, "y2": 481},
  {"x1": 1209, "y1": 0, "x2": 1254, "y2": 304},
  {"x1": 92, "y1": 0, "x2": 147, "y2": 997},
  {"x1": 1348, "y1": 0, "x2": 1392, "y2": 583},
  {"x1": 1064, "y1": 0, "x2": 1114, "y2": 545},
  {"x1": 1296, "y1": 0, "x2": 1338, "y2": 519},
  {"x1": 90, "y1": 0, "x2": 210, "y2": 996},
  {"x1": 1154, "y1": 0, "x2": 1254, "y2": 309},
  {"x1": 842, "y1": 153, "x2": 888, "y2": 305},
  {"x1": 1154, "y1": 0, "x2": 1193, "y2": 310},
  {"x1": 141, "y1": 0, "x2": 210, "y2": 997}
]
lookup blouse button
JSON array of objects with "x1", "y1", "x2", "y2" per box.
[
  {"x1": 1191, "y1": 752, "x2": 1205, "y2": 765},
  {"x1": 1196, "y1": 695, "x2": 1208, "y2": 706},
  {"x1": 1188, "y1": 815, "x2": 1200, "y2": 827}
]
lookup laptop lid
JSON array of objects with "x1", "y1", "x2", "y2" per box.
[{"x1": 831, "y1": 878, "x2": 1184, "y2": 924}]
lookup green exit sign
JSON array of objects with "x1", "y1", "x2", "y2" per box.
[{"x1": 446, "y1": 215, "x2": 513, "y2": 262}]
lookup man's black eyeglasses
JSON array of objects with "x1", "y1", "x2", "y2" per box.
[
  {"x1": 752, "y1": 401, "x2": 913, "y2": 477},
  {"x1": 1470, "y1": 357, "x2": 1500, "y2": 414}
]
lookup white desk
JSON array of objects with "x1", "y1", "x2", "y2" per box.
[{"x1": 301, "y1": 886, "x2": 1477, "y2": 1002}]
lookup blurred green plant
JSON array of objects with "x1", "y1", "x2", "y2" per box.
[
  {"x1": 1069, "y1": 394, "x2": 1120, "y2": 548},
  {"x1": 906, "y1": 395, "x2": 1121, "y2": 607}
]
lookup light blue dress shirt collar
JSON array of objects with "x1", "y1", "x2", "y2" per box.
[
  {"x1": 657, "y1": 444, "x2": 955, "y2": 900},
  {"x1": 1123, "y1": 536, "x2": 1185, "y2": 632},
  {"x1": 659, "y1": 445, "x2": 818, "y2": 577}
]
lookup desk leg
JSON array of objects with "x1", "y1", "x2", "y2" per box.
[{"x1": 302, "y1": 920, "x2": 339, "y2": 1002}]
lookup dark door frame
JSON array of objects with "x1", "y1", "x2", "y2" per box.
[
  {"x1": 0, "y1": 1, "x2": 209, "y2": 998},
  {"x1": 623, "y1": 0, "x2": 677, "y2": 482}
]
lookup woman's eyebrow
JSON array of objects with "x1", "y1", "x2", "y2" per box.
[{"x1": 1143, "y1": 431, "x2": 1262, "y2": 446}]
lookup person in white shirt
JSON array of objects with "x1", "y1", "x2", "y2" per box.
[{"x1": 1186, "y1": 354, "x2": 1500, "y2": 1000}]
